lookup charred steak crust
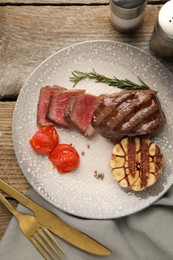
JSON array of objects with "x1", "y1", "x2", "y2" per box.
[{"x1": 91, "y1": 90, "x2": 166, "y2": 142}]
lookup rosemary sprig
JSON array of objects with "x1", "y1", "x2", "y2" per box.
[{"x1": 70, "y1": 69, "x2": 150, "y2": 90}]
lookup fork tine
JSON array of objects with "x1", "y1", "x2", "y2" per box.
[
  {"x1": 41, "y1": 226, "x2": 66, "y2": 256},
  {"x1": 33, "y1": 232, "x2": 56, "y2": 260},
  {"x1": 38, "y1": 227, "x2": 62, "y2": 259},
  {"x1": 30, "y1": 236, "x2": 49, "y2": 260}
]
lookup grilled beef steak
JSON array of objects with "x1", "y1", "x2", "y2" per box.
[
  {"x1": 37, "y1": 86, "x2": 166, "y2": 141},
  {"x1": 37, "y1": 85, "x2": 65, "y2": 126},
  {"x1": 91, "y1": 90, "x2": 166, "y2": 142},
  {"x1": 64, "y1": 93, "x2": 97, "y2": 136},
  {"x1": 47, "y1": 89, "x2": 85, "y2": 127}
]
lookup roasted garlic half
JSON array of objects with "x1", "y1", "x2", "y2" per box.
[{"x1": 110, "y1": 137, "x2": 164, "y2": 191}]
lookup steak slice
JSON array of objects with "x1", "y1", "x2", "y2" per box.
[
  {"x1": 47, "y1": 89, "x2": 85, "y2": 127},
  {"x1": 92, "y1": 90, "x2": 166, "y2": 142},
  {"x1": 64, "y1": 93, "x2": 97, "y2": 136},
  {"x1": 37, "y1": 85, "x2": 65, "y2": 126}
]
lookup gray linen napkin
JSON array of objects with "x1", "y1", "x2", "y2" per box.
[{"x1": 1, "y1": 187, "x2": 173, "y2": 260}]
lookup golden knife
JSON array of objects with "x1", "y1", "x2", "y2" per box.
[{"x1": 0, "y1": 179, "x2": 111, "y2": 256}]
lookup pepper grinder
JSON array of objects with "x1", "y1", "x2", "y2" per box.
[
  {"x1": 150, "y1": 0, "x2": 173, "y2": 58},
  {"x1": 109, "y1": 0, "x2": 147, "y2": 33}
]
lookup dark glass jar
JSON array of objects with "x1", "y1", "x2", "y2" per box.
[{"x1": 109, "y1": 0, "x2": 147, "y2": 33}]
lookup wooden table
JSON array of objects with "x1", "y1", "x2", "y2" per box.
[{"x1": 0, "y1": 0, "x2": 173, "y2": 240}]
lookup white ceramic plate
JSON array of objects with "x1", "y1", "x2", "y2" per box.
[{"x1": 13, "y1": 40, "x2": 173, "y2": 219}]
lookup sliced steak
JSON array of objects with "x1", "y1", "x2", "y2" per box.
[
  {"x1": 92, "y1": 90, "x2": 166, "y2": 142},
  {"x1": 47, "y1": 89, "x2": 85, "y2": 127},
  {"x1": 64, "y1": 93, "x2": 97, "y2": 136},
  {"x1": 37, "y1": 85, "x2": 65, "y2": 126}
]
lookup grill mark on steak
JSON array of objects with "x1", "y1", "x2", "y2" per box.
[
  {"x1": 134, "y1": 116, "x2": 161, "y2": 135},
  {"x1": 92, "y1": 92, "x2": 135, "y2": 126},
  {"x1": 92, "y1": 90, "x2": 166, "y2": 142},
  {"x1": 121, "y1": 99, "x2": 158, "y2": 133},
  {"x1": 102, "y1": 91, "x2": 152, "y2": 130}
]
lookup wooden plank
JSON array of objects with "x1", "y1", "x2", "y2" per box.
[
  {"x1": 2, "y1": 4, "x2": 172, "y2": 99},
  {"x1": 0, "y1": 100, "x2": 28, "y2": 241},
  {"x1": 0, "y1": 0, "x2": 167, "y2": 5},
  {"x1": 0, "y1": 199, "x2": 18, "y2": 239},
  {"x1": 0, "y1": 0, "x2": 109, "y2": 4},
  {"x1": 0, "y1": 102, "x2": 30, "y2": 192},
  {"x1": 0, "y1": 101, "x2": 28, "y2": 239}
]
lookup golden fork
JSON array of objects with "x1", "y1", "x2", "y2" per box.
[{"x1": 0, "y1": 192, "x2": 66, "y2": 260}]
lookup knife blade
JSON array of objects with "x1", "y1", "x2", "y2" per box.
[{"x1": 0, "y1": 179, "x2": 111, "y2": 256}]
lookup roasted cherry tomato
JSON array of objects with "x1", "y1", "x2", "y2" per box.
[
  {"x1": 30, "y1": 126, "x2": 59, "y2": 154},
  {"x1": 49, "y1": 144, "x2": 80, "y2": 173}
]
